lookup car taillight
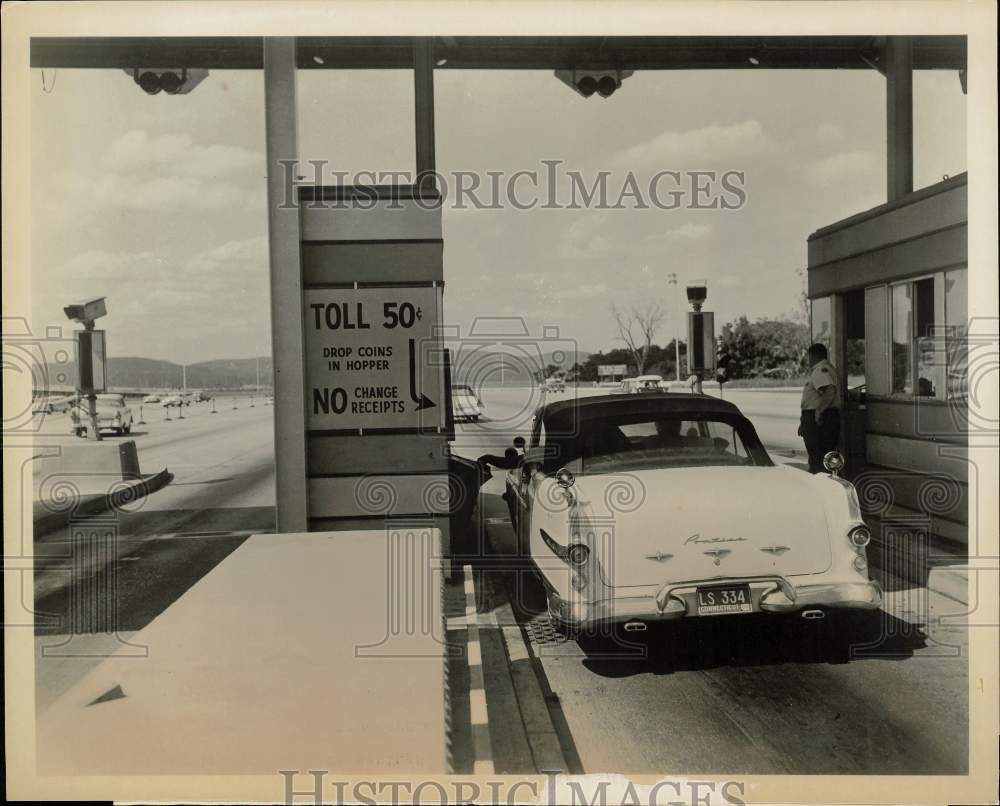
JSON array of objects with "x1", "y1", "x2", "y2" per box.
[
  {"x1": 848, "y1": 525, "x2": 871, "y2": 549},
  {"x1": 567, "y1": 543, "x2": 590, "y2": 566}
]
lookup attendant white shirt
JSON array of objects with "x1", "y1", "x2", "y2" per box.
[{"x1": 800, "y1": 359, "x2": 841, "y2": 410}]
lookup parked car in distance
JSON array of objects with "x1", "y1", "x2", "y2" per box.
[
  {"x1": 504, "y1": 393, "x2": 882, "y2": 640},
  {"x1": 33, "y1": 393, "x2": 77, "y2": 414},
  {"x1": 143, "y1": 394, "x2": 162, "y2": 404},
  {"x1": 161, "y1": 395, "x2": 183, "y2": 407},
  {"x1": 190, "y1": 390, "x2": 212, "y2": 402},
  {"x1": 70, "y1": 393, "x2": 134, "y2": 436},
  {"x1": 451, "y1": 384, "x2": 483, "y2": 423},
  {"x1": 544, "y1": 377, "x2": 566, "y2": 393}
]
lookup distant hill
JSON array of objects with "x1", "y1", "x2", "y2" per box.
[
  {"x1": 44, "y1": 346, "x2": 586, "y2": 392},
  {"x1": 44, "y1": 356, "x2": 273, "y2": 392}
]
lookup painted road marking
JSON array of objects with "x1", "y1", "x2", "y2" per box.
[{"x1": 463, "y1": 564, "x2": 495, "y2": 776}]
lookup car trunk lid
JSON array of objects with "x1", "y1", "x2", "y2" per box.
[{"x1": 573, "y1": 466, "x2": 833, "y2": 587}]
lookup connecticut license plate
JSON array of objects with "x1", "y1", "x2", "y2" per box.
[{"x1": 696, "y1": 584, "x2": 753, "y2": 615}]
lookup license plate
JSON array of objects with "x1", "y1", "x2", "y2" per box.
[{"x1": 696, "y1": 584, "x2": 753, "y2": 615}]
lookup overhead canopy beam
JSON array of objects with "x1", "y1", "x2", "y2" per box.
[{"x1": 30, "y1": 35, "x2": 967, "y2": 72}]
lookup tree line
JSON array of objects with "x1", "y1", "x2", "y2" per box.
[{"x1": 559, "y1": 311, "x2": 814, "y2": 383}]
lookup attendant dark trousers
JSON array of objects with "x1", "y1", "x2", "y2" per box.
[{"x1": 800, "y1": 409, "x2": 840, "y2": 473}]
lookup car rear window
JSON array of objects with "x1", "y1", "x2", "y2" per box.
[{"x1": 544, "y1": 411, "x2": 770, "y2": 473}]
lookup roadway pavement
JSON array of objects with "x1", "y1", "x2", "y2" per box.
[
  {"x1": 30, "y1": 386, "x2": 969, "y2": 775},
  {"x1": 451, "y1": 387, "x2": 969, "y2": 775},
  {"x1": 32, "y1": 400, "x2": 276, "y2": 712}
]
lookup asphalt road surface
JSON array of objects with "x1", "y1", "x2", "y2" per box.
[
  {"x1": 452, "y1": 388, "x2": 969, "y2": 775},
  {"x1": 32, "y1": 387, "x2": 968, "y2": 776},
  {"x1": 33, "y1": 401, "x2": 276, "y2": 711}
]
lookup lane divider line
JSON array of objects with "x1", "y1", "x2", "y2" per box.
[{"x1": 463, "y1": 564, "x2": 495, "y2": 775}]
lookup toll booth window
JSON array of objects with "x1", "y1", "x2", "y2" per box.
[
  {"x1": 810, "y1": 297, "x2": 832, "y2": 350},
  {"x1": 844, "y1": 289, "x2": 866, "y2": 398},
  {"x1": 913, "y1": 278, "x2": 937, "y2": 397},
  {"x1": 891, "y1": 278, "x2": 937, "y2": 397},
  {"x1": 891, "y1": 283, "x2": 912, "y2": 394},
  {"x1": 945, "y1": 268, "x2": 968, "y2": 399}
]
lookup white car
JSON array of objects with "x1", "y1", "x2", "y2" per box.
[
  {"x1": 143, "y1": 394, "x2": 162, "y2": 404},
  {"x1": 69, "y1": 393, "x2": 135, "y2": 436},
  {"x1": 504, "y1": 393, "x2": 882, "y2": 638},
  {"x1": 613, "y1": 374, "x2": 664, "y2": 395},
  {"x1": 451, "y1": 384, "x2": 483, "y2": 423}
]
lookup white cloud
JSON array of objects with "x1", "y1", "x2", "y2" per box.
[
  {"x1": 103, "y1": 130, "x2": 263, "y2": 179},
  {"x1": 614, "y1": 120, "x2": 769, "y2": 168},
  {"x1": 646, "y1": 222, "x2": 712, "y2": 242},
  {"x1": 42, "y1": 131, "x2": 268, "y2": 215},
  {"x1": 37, "y1": 237, "x2": 271, "y2": 361},
  {"x1": 58, "y1": 249, "x2": 162, "y2": 278},
  {"x1": 805, "y1": 150, "x2": 880, "y2": 186},
  {"x1": 812, "y1": 122, "x2": 845, "y2": 143}
]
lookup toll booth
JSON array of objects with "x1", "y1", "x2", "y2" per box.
[{"x1": 807, "y1": 173, "x2": 968, "y2": 546}]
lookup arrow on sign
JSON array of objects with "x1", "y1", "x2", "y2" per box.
[{"x1": 408, "y1": 338, "x2": 436, "y2": 411}]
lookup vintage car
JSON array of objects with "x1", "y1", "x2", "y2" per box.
[
  {"x1": 69, "y1": 393, "x2": 135, "y2": 436},
  {"x1": 504, "y1": 393, "x2": 882, "y2": 637},
  {"x1": 544, "y1": 377, "x2": 566, "y2": 393},
  {"x1": 613, "y1": 374, "x2": 664, "y2": 395},
  {"x1": 451, "y1": 384, "x2": 484, "y2": 423},
  {"x1": 162, "y1": 393, "x2": 195, "y2": 407},
  {"x1": 142, "y1": 394, "x2": 162, "y2": 404}
]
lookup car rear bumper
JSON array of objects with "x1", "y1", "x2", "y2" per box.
[{"x1": 546, "y1": 575, "x2": 883, "y2": 630}]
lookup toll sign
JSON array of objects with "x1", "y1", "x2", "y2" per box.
[{"x1": 304, "y1": 287, "x2": 443, "y2": 431}]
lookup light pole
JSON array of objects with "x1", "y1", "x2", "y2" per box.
[
  {"x1": 63, "y1": 297, "x2": 108, "y2": 442},
  {"x1": 667, "y1": 273, "x2": 681, "y2": 382},
  {"x1": 685, "y1": 280, "x2": 713, "y2": 395}
]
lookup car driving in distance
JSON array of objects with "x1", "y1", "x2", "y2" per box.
[
  {"x1": 613, "y1": 374, "x2": 664, "y2": 394},
  {"x1": 504, "y1": 393, "x2": 881, "y2": 639},
  {"x1": 69, "y1": 393, "x2": 135, "y2": 436},
  {"x1": 544, "y1": 377, "x2": 566, "y2": 393},
  {"x1": 451, "y1": 384, "x2": 483, "y2": 423}
]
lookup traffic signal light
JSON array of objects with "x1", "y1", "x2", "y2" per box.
[
  {"x1": 554, "y1": 69, "x2": 634, "y2": 99},
  {"x1": 124, "y1": 68, "x2": 209, "y2": 95}
]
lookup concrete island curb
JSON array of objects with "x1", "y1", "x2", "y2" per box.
[{"x1": 33, "y1": 467, "x2": 173, "y2": 538}]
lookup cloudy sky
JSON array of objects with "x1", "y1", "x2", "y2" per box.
[{"x1": 30, "y1": 59, "x2": 966, "y2": 364}]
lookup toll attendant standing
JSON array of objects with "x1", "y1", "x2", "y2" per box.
[{"x1": 799, "y1": 343, "x2": 841, "y2": 473}]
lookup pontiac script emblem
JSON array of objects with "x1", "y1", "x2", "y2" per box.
[
  {"x1": 644, "y1": 552, "x2": 674, "y2": 563},
  {"x1": 685, "y1": 533, "x2": 747, "y2": 545},
  {"x1": 703, "y1": 549, "x2": 731, "y2": 566}
]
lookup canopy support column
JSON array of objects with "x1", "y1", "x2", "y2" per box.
[
  {"x1": 264, "y1": 36, "x2": 309, "y2": 532},
  {"x1": 414, "y1": 38, "x2": 437, "y2": 184},
  {"x1": 885, "y1": 36, "x2": 914, "y2": 202}
]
